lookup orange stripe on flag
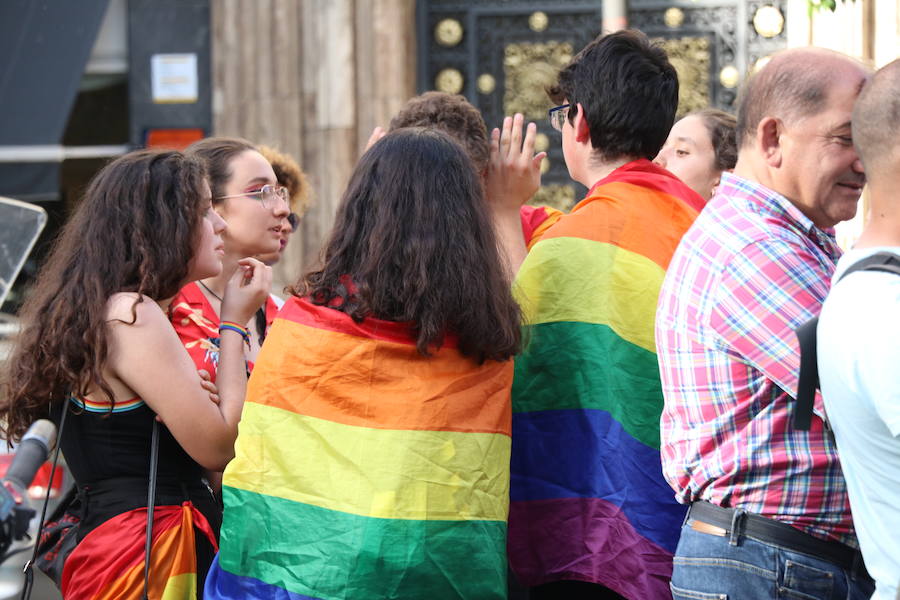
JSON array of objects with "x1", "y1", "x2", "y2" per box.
[
  {"x1": 250, "y1": 307, "x2": 514, "y2": 435},
  {"x1": 538, "y1": 181, "x2": 699, "y2": 270}
]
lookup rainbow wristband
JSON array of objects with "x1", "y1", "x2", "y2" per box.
[{"x1": 219, "y1": 321, "x2": 251, "y2": 348}]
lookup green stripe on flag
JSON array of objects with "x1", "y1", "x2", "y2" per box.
[
  {"x1": 513, "y1": 320, "x2": 664, "y2": 449},
  {"x1": 218, "y1": 487, "x2": 508, "y2": 600}
]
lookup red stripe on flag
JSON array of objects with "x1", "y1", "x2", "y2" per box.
[{"x1": 62, "y1": 502, "x2": 217, "y2": 599}]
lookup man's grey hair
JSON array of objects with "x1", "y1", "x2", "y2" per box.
[{"x1": 736, "y1": 49, "x2": 866, "y2": 149}]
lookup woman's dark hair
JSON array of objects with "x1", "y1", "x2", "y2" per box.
[
  {"x1": 297, "y1": 127, "x2": 521, "y2": 363},
  {"x1": 548, "y1": 29, "x2": 679, "y2": 162},
  {"x1": 186, "y1": 136, "x2": 257, "y2": 202},
  {"x1": 1, "y1": 150, "x2": 207, "y2": 440},
  {"x1": 694, "y1": 108, "x2": 738, "y2": 171}
]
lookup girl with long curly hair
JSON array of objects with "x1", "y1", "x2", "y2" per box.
[
  {"x1": 1, "y1": 149, "x2": 271, "y2": 598},
  {"x1": 206, "y1": 128, "x2": 522, "y2": 599}
]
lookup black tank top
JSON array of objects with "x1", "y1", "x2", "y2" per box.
[{"x1": 52, "y1": 397, "x2": 204, "y2": 485}]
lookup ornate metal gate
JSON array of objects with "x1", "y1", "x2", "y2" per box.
[
  {"x1": 416, "y1": 0, "x2": 787, "y2": 210},
  {"x1": 629, "y1": 0, "x2": 788, "y2": 114}
]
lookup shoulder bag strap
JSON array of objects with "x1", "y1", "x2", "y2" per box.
[
  {"x1": 20, "y1": 403, "x2": 68, "y2": 600},
  {"x1": 141, "y1": 420, "x2": 159, "y2": 600},
  {"x1": 794, "y1": 251, "x2": 900, "y2": 430}
]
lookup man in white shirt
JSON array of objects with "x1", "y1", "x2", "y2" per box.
[{"x1": 818, "y1": 58, "x2": 900, "y2": 600}]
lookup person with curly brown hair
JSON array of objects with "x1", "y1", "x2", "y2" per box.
[
  {"x1": 386, "y1": 91, "x2": 557, "y2": 269},
  {"x1": 256, "y1": 145, "x2": 311, "y2": 267},
  {"x1": 1, "y1": 149, "x2": 271, "y2": 598}
]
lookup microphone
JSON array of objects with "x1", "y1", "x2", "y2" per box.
[
  {"x1": 0, "y1": 419, "x2": 57, "y2": 557},
  {"x1": 4, "y1": 419, "x2": 57, "y2": 492}
]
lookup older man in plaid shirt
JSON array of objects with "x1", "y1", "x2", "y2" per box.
[{"x1": 656, "y1": 48, "x2": 873, "y2": 599}]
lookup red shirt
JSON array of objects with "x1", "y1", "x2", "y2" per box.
[{"x1": 169, "y1": 281, "x2": 278, "y2": 382}]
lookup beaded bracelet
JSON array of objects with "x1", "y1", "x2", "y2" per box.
[{"x1": 219, "y1": 321, "x2": 251, "y2": 349}]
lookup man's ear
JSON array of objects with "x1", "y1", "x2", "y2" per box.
[
  {"x1": 573, "y1": 103, "x2": 591, "y2": 144},
  {"x1": 758, "y1": 116, "x2": 783, "y2": 168}
]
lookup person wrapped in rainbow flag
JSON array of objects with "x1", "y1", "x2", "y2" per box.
[
  {"x1": 206, "y1": 127, "x2": 532, "y2": 599},
  {"x1": 507, "y1": 31, "x2": 707, "y2": 599}
]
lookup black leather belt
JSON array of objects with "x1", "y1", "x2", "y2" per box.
[{"x1": 687, "y1": 501, "x2": 872, "y2": 584}]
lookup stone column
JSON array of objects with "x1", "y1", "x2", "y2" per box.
[{"x1": 210, "y1": 0, "x2": 416, "y2": 293}]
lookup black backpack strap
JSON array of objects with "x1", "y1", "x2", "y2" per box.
[
  {"x1": 141, "y1": 420, "x2": 159, "y2": 600},
  {"x1": 848, "y1": 253, "x2": 900, "y2": 278},
  {"x1": 794, "y1": 251, "x2": 900, "y2": 430},
  {"x1": 794, "y1": 318, "x2": 820, "y2": 431}
]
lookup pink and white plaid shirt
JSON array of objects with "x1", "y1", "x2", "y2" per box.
[{"x1": 656, "y1": 172, "x2": 855, "y2": 546}]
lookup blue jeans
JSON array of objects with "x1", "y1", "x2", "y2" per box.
[{"x1": 671, "y1": 523, "x2": 875, "y2": 600}]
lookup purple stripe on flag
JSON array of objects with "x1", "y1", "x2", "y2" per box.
[
  {"x1": 511, "y1": 408, "x2": 686, "y2": 552},
  {"x1": 508, "y1": 496, "x2": 676, "y2": 599}
]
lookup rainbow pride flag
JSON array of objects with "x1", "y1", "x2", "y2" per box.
[
  {"x1": 520, "y1": 204, "x2": 564, "y2": 251},
  {"x1": 508, "y1": 159, "x2": 704, "y2": 598},
  {"x1": 62, "y1": 502, "x2": 217, "y2": 599},
  {"x1": 206, "y1": 297, "x2": 514, "y2": 599}
]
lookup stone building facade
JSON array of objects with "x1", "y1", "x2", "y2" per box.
[
  {"x1": 209, "y1": 0, "x2": 892, "y2": 290},
  {"x1": 210, "y1": 0, "x2": 416, "y2": 291}
]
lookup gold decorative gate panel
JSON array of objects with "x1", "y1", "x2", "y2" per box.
[{"x1": 417, "y1": 0, "x2": 788, "y2": 210}]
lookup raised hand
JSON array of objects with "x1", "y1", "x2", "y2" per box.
[
  {"x1": 484, "y1": 113, "x2": 545, "y2": 278},
  {"x1": 485, "y1": 113, "x2": 546, "y2": 214}
]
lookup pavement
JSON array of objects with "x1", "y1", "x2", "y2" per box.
[
  {"x1": 0, "y1": 562, "x2": 60, "y2": 600},
  {"x1": 30, "y1": 571, "x2": 60, "y2": 599}
]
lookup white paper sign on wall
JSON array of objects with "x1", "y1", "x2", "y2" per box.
[{"x1": 151, "y1": 53, "x2": 198, "y2": 104}]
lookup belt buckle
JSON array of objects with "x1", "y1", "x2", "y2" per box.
[{"x1": 690, "y1": 519, "x2": 728, "y2": 537}]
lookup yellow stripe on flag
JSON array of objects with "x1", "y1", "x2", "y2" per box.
[
  {"x1": 515, "y1": 237, "x2": 665, "y2": 352},
  {"x1": 225, "y1": 402, "x2": 511, "y2": 522},
  {"x1": 161, "y1": 573, "x2": 196, "y2": 599}
]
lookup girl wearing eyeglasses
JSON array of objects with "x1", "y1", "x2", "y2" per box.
[{"x1": 170, "y1": 137, "x2": 291, "y2": 381}]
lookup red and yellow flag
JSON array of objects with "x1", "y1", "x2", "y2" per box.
[{"x1": 62, "y1": 502, "x2": 217, "y2": 599}]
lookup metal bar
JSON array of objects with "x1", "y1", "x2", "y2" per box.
[
  {"x1": 466, "y1": 6, "x2": 477, "y2": 100},
  {"x1": 0, "y1": 145, "x2": 130, "y2": 163},
  {"x1": 471, "y1": 3, "x2": 603, "y2": 17},
  {"x1": 415, "y1": 0, "x2": 429, "y2": 94},
  {"x1": 603, "y1": 0, "x2": 627, "y2": 32}
]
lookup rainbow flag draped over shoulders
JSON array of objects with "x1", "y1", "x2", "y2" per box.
[
  {"x1": 508, "y1": 159, "x2": 704, "y2": 598},
  {"x1": 520, "y1": 205, "x2": 564, "y2": 251},
  {"x1": 62, "y1": 502, "x2": 217, "y2": 599},
  {"x1": 207, "y1": 296, "x2": 514, "y2": 600}
]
